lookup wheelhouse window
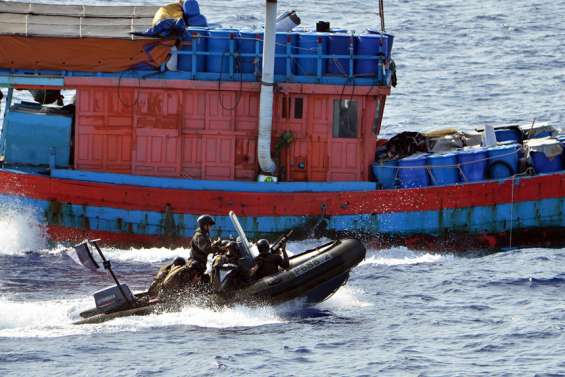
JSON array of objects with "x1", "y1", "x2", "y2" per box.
[
  {"x1": 332, "y1": 99, "x2": 358, "y2": 138},
  {"x1": 293, "y1": 97, "x2": 303, "y2": 119},
  {"x1": 281, "y1": 97, "x2": 303, "y2": 120}
]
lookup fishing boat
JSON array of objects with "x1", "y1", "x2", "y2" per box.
[
  {"x1": 0, "y1": 0, "x2": 564, "y2": 251},
  {"x1": 73, "y1": 212, "x2": 366, "y2": 325}
]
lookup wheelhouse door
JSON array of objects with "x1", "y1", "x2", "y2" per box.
[{"x1": 328, "y1": 97, "x2": 363, "y2": 181}]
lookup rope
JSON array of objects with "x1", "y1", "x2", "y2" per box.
[{"x1": 217, "y1": 47, "x2": 244, "y2": 112}]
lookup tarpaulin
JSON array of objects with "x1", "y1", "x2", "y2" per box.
[
  {"x1": 0, "y1": 35, "x2": 174, "y2": 72},
  {"x1": 144, "y1": 2, "x2": 186, "y2": 38}
]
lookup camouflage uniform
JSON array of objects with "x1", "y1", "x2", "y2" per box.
[{"x1": 190, "y1": 227, "x2": 214, "y2": 272}]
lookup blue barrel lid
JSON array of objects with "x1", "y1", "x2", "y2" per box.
[
  {"x1": 427, "y1": 152, "x2": 457, "y2": 159},
  {"x1": 297, "y1": 31, "x2": 330, "y2": 37},
  {"x1": 459, "y1": 146, "x2": 488, "y2": 153},
  {"x1": 488, "y1": 143, "x2": 520, "y2": 151}
]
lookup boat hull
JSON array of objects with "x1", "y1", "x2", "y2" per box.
[{"x1": 2, "y1": 168, "x2": 565, "y2": 251}]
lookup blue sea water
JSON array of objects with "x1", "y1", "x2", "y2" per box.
[{"x1": 1, "y1": 0, "x2": 565, "y2": 375}]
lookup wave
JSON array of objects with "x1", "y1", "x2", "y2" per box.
[
  {"x1": 482, "y1": 275, "x2": 565, "y2": 289},
  {"x1": 362, "y1": 247, "x2": 451, "y2": 266},
  {"x1": 0, "y1": 296, "x2": 284, "y2": 338},
  {"x1": 320, "y1": 286, "x2": 372, "y2": 309},
  {"x1": 0, "y1": 201, "x2": 47, "y2": 256},
  {"x1": 98, "y1": 246, "x2": 191, "y2": 264}
]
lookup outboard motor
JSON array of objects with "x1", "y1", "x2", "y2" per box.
[{"x1": 93, "y1": 284, "x2": 135, "y2": 314}]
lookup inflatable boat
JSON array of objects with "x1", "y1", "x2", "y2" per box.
[{"x1": 73, "y1": 213, "x2": 366, "y2": 325}]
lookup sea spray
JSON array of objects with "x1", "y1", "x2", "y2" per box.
[
  {"x1": 0, "y1": 201, "x2": 47, "y2": 256},
  {"x1": 0, "y1": 296, "x2": 284, "y2": 338}
]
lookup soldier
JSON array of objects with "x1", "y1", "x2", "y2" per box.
[
  {"x1": 147, "y1": 256, "x2": 186, "y2": 298},
  {"x1": 252, "y1": 239, "x2": 290, "y2": 280},
  {"x1": 190, "y1": 214, "x2": 219, "y2": 275},
  {"x1": 210, "y1": 241, "x2": 243, "y2": 292}
]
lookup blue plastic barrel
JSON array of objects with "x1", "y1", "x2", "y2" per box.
[
  {"x1": 495, "y1": 128, "x2": 521, "y2": 143},
  {"x1": 238, "y1": 31, "x2": 260, "y2": 74},
  {"x1": 207, "y1": 29, "x2": 239, "y2": 74},
  {"x1": 398, "y1": 154, "x2": 429, "y2": 188},
  {"x1": 179, "y1": 28, "x2": 208, "y2": 73},
  {"x1": 427, "y1": 153, "x2": 459, "y2": 186},
  {"x1": 187, "y1": 14, "x2": 207, "y2": 27},
  {"x1": 530, "y1": 139, "x2": 563, "y2": 173},
  {"x1": 372, "y1": 160, "x2": 398, "y2": 189},
  {"x1": 531, "y1": 151, "x2": 562, "y2": 173},
  {"x1": 355, "y1": 34, "x2": 386, "y2": 77},
  {"x1": 530, "y1": 131, "x2": 553, "y2": 139},
  {"x1": 183, "y1": 0, "x2": 201, "y2": 17},
  {"x1": 367, "y1": 29, "x2": 393, "y2": 59},
  {"x1": 327, "y1": 33, "x2": 352, "y2": 75},
  {"x1": 296, "y1": 32, "x2": 328, "y2": 76},
  {"x1": 274, "y1": 32, "x2": 298, "y2": 76},
  {"x1": 487, "y1": 144, "x2": 520, "y2": 179},
  {"x1": 457, "y1": 148, "x2": 488, "y2": 182}
]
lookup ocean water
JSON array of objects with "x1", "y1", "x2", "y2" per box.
[{"x1": 2, "y1": 0, "x2": 565, "y2": 376}]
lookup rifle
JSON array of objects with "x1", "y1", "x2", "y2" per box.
[{"x1": 270, "y1": 229, "x2": 294, "y2": 253}]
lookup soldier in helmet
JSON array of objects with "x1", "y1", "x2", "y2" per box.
[
  {"x1": 190, "y1": 214, "x2": 219, "y2": 276},
  {"x1": 147, "y1": 256, "x2": 186, "y2": 298},
  {"x1": 252, "y1": 239, "x2": 290, "y2": 280}
]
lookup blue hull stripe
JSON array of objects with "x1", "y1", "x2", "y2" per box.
[{"x1": 2, "y1": 193, "x2": 564, "y2": 239}]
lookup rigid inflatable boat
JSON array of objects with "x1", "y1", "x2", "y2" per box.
[{"x1": 73, "y1": 213, "x2": 366, "y2": 325}]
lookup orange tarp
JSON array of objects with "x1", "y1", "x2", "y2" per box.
[{"x1": 0, "y1": 35, "x2": 174, "y2": 72}]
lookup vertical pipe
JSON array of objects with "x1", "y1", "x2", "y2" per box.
[
  {"x1": 257, "y1": 0, "x2": 277, "y2": 175},
  {"x1": 0, "y1": 87, "x2": 14, "y2": 159},
  {"x1": 379, "y1": 0, "x2": 385, "y2": 32}
]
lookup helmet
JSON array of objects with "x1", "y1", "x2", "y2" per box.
[
  {"x1": 197, "y1": 214, "x2": 216, "y2": 227},
  {"x1": 256, "y1": 239, "x2": 270, "y2": 254},
  {"x1": 173, "y1": 256, "x2": 186, "y2": 266},
  {"x1": 226, "y1": 241, "x2": 239, "y2": 257}
]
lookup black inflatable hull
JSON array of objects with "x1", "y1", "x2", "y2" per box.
[
  {"x1": 74, "y1": 238, "x2": 366, "y2": 325},
  {"x1": 239, "y1": 238, "x2": 365, "y2": 305}
]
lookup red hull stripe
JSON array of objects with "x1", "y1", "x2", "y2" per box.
[{"x1": 1, "y1": 170, "x2": 565, "y2": 217}]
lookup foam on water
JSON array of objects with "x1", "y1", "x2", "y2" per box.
[
  {"x1": 362, "y1": 247, "x2": 451, "y2": 266},
  {"x1": 0, "y1": 202, "x2": 47, "y2": 256},
  {"x1": 0, "y1": 296, "x2": 285, "y2": 338},
  {"x1": 321, "y1": 286, "x2": 372, "y2": 309},
  {"x1": 101, "y1": 246, "x2": 191, "y2": 264}
]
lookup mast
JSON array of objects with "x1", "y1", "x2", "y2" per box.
[{"x1": 379, "y1": 0, "x2": 385, "y2": 32}]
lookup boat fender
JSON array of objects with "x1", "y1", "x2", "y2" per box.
[{"x1": 487, "y1": 160, "x2": 515, "y2": 179}]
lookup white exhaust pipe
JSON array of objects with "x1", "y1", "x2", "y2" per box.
[{"x1": 257, "y1": 0, "x2": 278, "y2": 175}]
